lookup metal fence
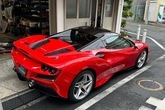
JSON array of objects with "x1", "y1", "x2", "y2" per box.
[{"x1": 129, "y1": 5, "x2": 145, "y2": 21}]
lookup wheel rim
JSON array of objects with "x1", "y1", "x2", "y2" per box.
[
  {"x1": 137, "y1": 50, "x2": 147, "y2": 68},
  {"x1": 73, "y1": 73, "x2": 93, "y2": 100}
]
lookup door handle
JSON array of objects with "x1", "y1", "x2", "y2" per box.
[{"x1": 95, "y1": 53, "x2": 105, "y2": 58}]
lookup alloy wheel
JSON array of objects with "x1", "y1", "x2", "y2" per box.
[
  {"x1": 69, "y1": 70, "x2": 94, "y2": 101},
  {"x1": 137, "y1": 50, "x2": 147, "y2": 68}
]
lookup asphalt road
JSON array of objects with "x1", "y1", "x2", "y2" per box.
[
  {"x1": 2, "y1": 22, "x2": 165, "y2": 110},
  {"x1": 11, "y1": 23, "x2": 165, "y2": 110},
  {"x1": 125, "y1": 22, "x2": 165, "y2": 47}
]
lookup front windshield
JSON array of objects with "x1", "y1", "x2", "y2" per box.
[{"x1": 50, "y1": 29, "x2": 97, "y2": 50}]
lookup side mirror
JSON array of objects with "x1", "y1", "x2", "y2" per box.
[{"x1": 134, "y1": 46, "x2": 138, "y2": 49}]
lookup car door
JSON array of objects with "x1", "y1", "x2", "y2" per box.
[{"x1": 101, "y1": 34, "x2": 139, "y2": 72}]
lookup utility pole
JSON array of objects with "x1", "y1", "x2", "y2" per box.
[{"x1": 145, "y1": 0, "x2": 150, "y2": 25}]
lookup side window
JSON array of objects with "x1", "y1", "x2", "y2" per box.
[
  {"x1": 104, "y1": 35, "x2": 132, "y2": 49},
  {"x1": 51, "y1": 30, "x2": 72, "y2": 42},
  {"x1": 81, "y1": 39, "x2": 105, "y2": 51}
]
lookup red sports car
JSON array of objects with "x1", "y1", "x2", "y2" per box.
[{"x1": 11, "y1": 26, "x2": 149, "y2": 101}]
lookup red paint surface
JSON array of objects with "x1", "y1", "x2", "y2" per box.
[{"x1": 11, "y1": 34, "x2": 149, "y2": 98}]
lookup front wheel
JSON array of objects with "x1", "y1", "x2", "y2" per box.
[
  {"x1": 135, "y1": 49, "x2": 147, "y2": 68},
  {"x1": 69, "y1": 70, "x2": 94, "y2": 102}
]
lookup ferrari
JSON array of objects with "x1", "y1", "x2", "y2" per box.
[{"x1": 11, "y1": 26, "x2": 149, "y2": 102}]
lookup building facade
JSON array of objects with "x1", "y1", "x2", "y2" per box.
[
  {"x1": 0, "y1": 0, "x2": 124, "y2": 35},
  {"x1": 144, "y1": 0, "x2": 165, "y2": 22},
  {"x1": 130, "y1": 0, "x2": 146, "y2": 21},
  {"x1": 49, "y1": 0, "x2": 124, "y2": 34}
]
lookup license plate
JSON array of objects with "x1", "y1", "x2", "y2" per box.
[{"x1": 17, "y1": 65, "x2": 26, "y2": 76}]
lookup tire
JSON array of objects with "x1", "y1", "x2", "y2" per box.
[
  {"x1": 69, "y1": 70, "x2": 94, "y2": 102},
  {"x1": 135, "y1": 49, "x2": 147, "y2": 69}
]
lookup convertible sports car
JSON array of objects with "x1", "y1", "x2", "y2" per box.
[{"x1": 11, "y1": 26, "x2": 149, "y2": 102}]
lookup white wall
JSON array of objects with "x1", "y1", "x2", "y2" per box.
[
  {"x1": 56, "y1": 0, "x2": 65, "y2": 32},
  {"x1": 65, "y1": 0, "x2": 92, "y2": 30},
  {"x1": 49, "y1": 0, "x2": 65, "y2": 33},
  {"x1": 49, "y1": 0, "x2": 123, "y2": 33},
  {"x1": 103, "y1": 18, "x2": 113, "y2": 30},
  {"x1": 65, "y1": 19, "x2": 91, "y2": 30},
  {"x1": 115, "y1": 0, "x2": 124, "y2": 33}
]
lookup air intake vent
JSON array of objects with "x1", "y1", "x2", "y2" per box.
[
  {"x1": 45, "y1": 48, "x2": 71, "y2": 56},
  {"x1": 30, "y1": 39, "x2": 49, "y2": 50}
]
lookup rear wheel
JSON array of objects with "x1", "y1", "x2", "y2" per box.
[
  {"x1": 69, "y1": 70, "x2": 94, "y2": 102},
  {"x1": 136, "y1": 49, "x2": 147, "y2": 68}
]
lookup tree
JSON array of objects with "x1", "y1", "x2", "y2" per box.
[{"x1": 121, "y1": 0, "x2": 133, "y2": 28}]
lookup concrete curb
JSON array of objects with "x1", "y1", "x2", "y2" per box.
[
  {"x1": 127, "y1": 20, "x2": 165, "y2": 28},
  {"x1": 0, "y1": 99, "x2": 3, "y2": 110},
  {"x1": 1, "y1": 89, "x2": 44, "y2": 110}
]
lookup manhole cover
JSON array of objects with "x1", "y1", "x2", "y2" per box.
[{"x1": 137, "y1": 79, "x2": 164, "y2": 91}]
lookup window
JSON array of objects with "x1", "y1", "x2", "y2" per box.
[
  {"x1": 66, "y1": 0, "x2": 91, "y2": 19},
  {"x1": 50, "y1": 29, "x2": 97, "y2": 50},
  {"x1": 105, "y1": 0, "x2": 114, "y2": 17},
  {"x1": 81, "y1": 39, "x2": 104, "y2": 51},
  {"x1": 66, "y1": 0, "x2": 77, "y2": 18},
  {"x1": 51, "y1": 30, "x2": 72, "y2": 41},
  {"x1": 104, "y1": 35, "x2": 132, "y2": 49},
  {"x1": 79, "y1": 0, "x2": 91, "y2": 18}
]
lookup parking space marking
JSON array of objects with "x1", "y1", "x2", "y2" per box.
[
  {"x1": 127, "y1": 31, "x2": 165, "y2": 52},
  {"x1": 146, "y1": 97, "x2": 165, "y2": 110},
  {"x1": 75, "y1": 65, "x2": 151, "y2": 110},
  {"x1": 156, "y1": 54, "x2": 165, "y2": 61},
  {"x1": 138, "y1": 105, "x2": 153, "y2": 110},
  {"x1": 75, "y1": 53, "x2": 165, "y2": 110},
  {"x1": 1, "y1": 89, "x2": 33, "y2": 102},
  {"x1": 139, "y1": 97, "x2": 165, "y2": 110},
  {"x1": 14, "y1": 96, "x2": 48, "y2": 110},
  {"x1": 146, "y1": 37, "x2": 165, "y2": 52}
]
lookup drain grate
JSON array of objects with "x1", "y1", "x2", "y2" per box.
[{"x1": 137, "y1": 79, "x2": 164, "y2": 91}]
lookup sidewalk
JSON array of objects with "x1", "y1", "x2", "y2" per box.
[
  {"x1": 127, "y1": 20, "x2": 165, "y2": 28},
  {"x1": 0, "y1": 33, "x2": 22, "y2": 54},
  {"x1": 0, "y1": 53, "x2": 28, "y2": 99}
]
